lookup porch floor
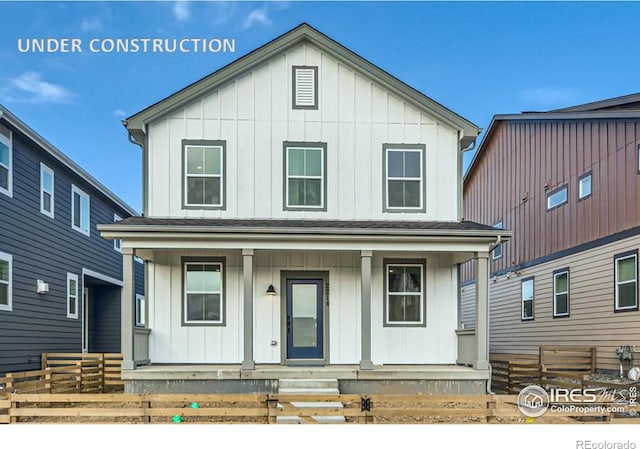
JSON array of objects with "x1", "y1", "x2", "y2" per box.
[{"x1": 123, "y1": 364, "x2": 489, "y2": 381}]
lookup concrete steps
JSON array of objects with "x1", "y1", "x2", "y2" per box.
[{"x1": 276, "y1": 378, "x2": 345, "y2": 424}]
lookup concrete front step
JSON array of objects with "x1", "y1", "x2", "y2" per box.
[
  {"x1": 279, "y1": 378, "x2": 339, "y2": 390},
  {"x1": 276, "y1": 378, "x2": 345, "y2": 424}
]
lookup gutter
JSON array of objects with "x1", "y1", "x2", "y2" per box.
[{"x1": 488, "y1": 235, "x2": 503, "y2": 253}]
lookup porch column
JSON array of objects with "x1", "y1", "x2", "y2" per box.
[
  {"x1": 360, "y1": 250, "x2": 373, "y2": 370},
  {"x1": 241, "y1": 249, "x2": 255, "y2": 370},
  {"x1": 121, "y1": 248, "x2": 135, "y2": 370},
  {"x1": 474, "y1": 251, "x2": 490, "y2": 370}
]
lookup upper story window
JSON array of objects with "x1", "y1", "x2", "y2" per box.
[
  {"x1": 71, "y1": 185, "x2": 90, "y2": 236},
  {"x1": 521, "y1": 277, "x2": 534, "y2": 321},
  {"x1": 383, "y1": 144, "x2": 425, "y2": 212},
  {"x1": 0, "y1": 124, "x2": 12, "y2": 197},
  {"x1": 284, "y1": 142, "x2": 326, "y2": 211},
  {"x1": 492, "y1": 221, "x2": 503, "y2": 259},
  {"x1": 615, "y1": 251, "x2": 638, "y2": 312},
  {"x1": 113, "y1": 214, "x2": 122, "y2": 252},
  {"x1": 183, "y1": 140, "x2": 226, "y2": 209},
  {"x1": 546, "y1": 185, "x2": 567, "y2": 211},
  {"x1": 0, "y1": 251, "x2": 12, "y2": 312},
  {"x1": 40, "y1": 163, "x2": 55, "y2": 218},
  {"x1": 578, "y1": 172, "x2": 592, "y2": 200},
  {"x1": 292, "y1": 66, "x2": 318, "y2": 110},
  {"x1": 384, "y1": 260, "x2": 426, "y2": 327}
]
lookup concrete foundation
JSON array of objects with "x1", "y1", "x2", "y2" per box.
[{"x1": 125, "y1": 379, "x2": 278, "y2": 394}]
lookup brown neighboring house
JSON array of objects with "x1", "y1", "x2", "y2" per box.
[{"x1": 461, "y1": 93, "x2": 640, "y2": 371}]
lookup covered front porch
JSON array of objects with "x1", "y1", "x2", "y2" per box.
[{"x1": 98, "y1": 218, "x2": 506, "y2": 393}]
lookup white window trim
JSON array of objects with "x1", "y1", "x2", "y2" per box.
[
  {"x1": 384, "y1": 147, "x2": 424, "y2": 211},
  {"x1": 40, "y1": 162, "x2": 55, "y2": 218},
  {"x1": 553, "y1": 270, "x2": 570, "y2": 318},
  {"x1": 384, "y1": 262, "x2": 425, "y2": 326},
  {"x1": 578, "y1": 173, "x2": 592, "y2": 199},
  {"x1": 0, "y1": 251, "x2": 12, "y2": 312},
  {"x1": 71, "y1": 184, "x2": 90, "y2": 236},
  {"x1": 183, "y1": 261, "x2": 224, "y2": 325},
  {"x1": 492, "y1": 221, "x2": 503, "y2": 259},
  {"x1": 615, "y1": 253, "x2": 638, "y2": 312},
  {"x1": 135, "y1": 294, "x2": 146, "y2": 327},
  {"x1": 285, "y1": 145, "x2": 325, "y2": 210},
  {"x1": 67, "y1": 272, "x2": 79, "y2": 319},
  {"x1": 546, "y1": 185, "x2": 568, "y2": 210},
  {"x1": 183, "y1": 144, "x2": 224, "y2": 208},
  {"x1": 113, "y1": 213, "x2": 122, "y2": 252},
  {"x1": 0, "y1": 127, "x2": 12, "y2": 198},
  {"x1": 521, "y1": 278, "x2": 534, "y2": 321}
]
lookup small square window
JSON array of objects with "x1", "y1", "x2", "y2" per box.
[
  {"x1": 578, "y1": 173, "x2": 592, "y2": 200},
  {"x1": 546, "y1": 185, "x2": 567, "y2": 210}
]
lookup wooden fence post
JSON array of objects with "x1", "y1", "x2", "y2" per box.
[
  {"x1": 266, "y1": 395, "x2": 278, "y2": 424},
  {"x1": 539, "y1": 346, "x2": 545, "y2": 366},
  {"x1": 9, "y1": 393, "x2": 17, "y2": 424},
  {"x1": 45, "y1": 368, "x2": 52, "y2": 394},
  {"x1": 486, "y1": 395, "x2": 497, "y2": 423},
  {"x1": 41, "y1": 353, "x2": 48, "y2": 371},
  {"x1": 98, "y1": 354, "x2": 105, "y2": 393},
  {"x1": 76, "y1": 361, "x2": 83, "y2": 392},
  {"x1": 591, "y1": 347, "x2": 597, "y2": 372},
  {"x1": 6, "y1": 374, "x2": 13, "y2": 395},
  {"x1": 507, "y1": 361, "x2": 512, "y2": 394}
]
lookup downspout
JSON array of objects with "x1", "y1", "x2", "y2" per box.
[
  {"x1": 125, "y1": 123, "x2": 147, "y2": 217},
  {"x1": 458, "y1": 131, "x2": 478, "y2": 221},
  {"x1": 489, "y1": 235, "x2": 502, "y2": 254}
]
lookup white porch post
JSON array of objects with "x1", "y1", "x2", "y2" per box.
[
  {"x1": 121, "y1": 248, "x2": 135, "y2": 370},
  {"x1": 241, "y1": 249, "x2": 255, "y2": 370},
  {"x1": 474, "y1": 251, "x2": 490, "y2": 370},
  {"x1": 360, "y1": 250, "x2": 373, "y2": 370}
]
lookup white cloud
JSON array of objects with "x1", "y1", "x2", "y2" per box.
[
  {"x1": 0, "y1": 72, "x2": 74, "y2": 104},
  {"x1": 173, "y1": 1, "x2": 191, "y2": 22},
  {"x1": 243, "y1": 8, "x2": 271, "y2": 30},
  {"x1": 519, "y1": 87, "x2": 580, "y2": 109},
  {"x1": 80, "y1": 17, "x2": 102, "y2": 33},
  {"x1": 113, "y1": 109, "x2": 128, "y2": 118}
]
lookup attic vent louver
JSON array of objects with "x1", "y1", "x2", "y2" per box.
[{"x1": 293, "y1": 66, "x2": 318, "y2": 110}]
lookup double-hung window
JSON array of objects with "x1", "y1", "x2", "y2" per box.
[
  {"x1": 67, "y1": 273, "x2": 78, "y2": 319},
  {"x1": 183, "y1": 140, "x2": 225, "y2": 209},
  {"x1": 71, "y1": 185, "x2": 90, "y2": 236},
  {"x1": 40, "y1": 163, "x2": 55, "y2": 218},
  {"x1": 553, "y1": 269, "x2": 570, "y2": 318},
  {"x1": 384, "y1": 260, "x2": 425, "y2": 327},
  {"x1": 383, "y1": 144, "x2": 425, "y2": 212},
  {"x1": 0, "y1": 124, "x2": 12, "y2": 197},
  {"x1": 284, "y1": 142, "x2": 326, "y2": 210},
  {"x1": 183, "y1": 259, "x2": 225, "y2": 325},
  {"x1": 0, "y1": 251, "x2": 12, "y2": 312},
  {"x1": 615, "y1": 251, "x2": 638, "y2": 312},
  {"x1": 521, "y1": 277, "x2": 534, "y2": 321}
]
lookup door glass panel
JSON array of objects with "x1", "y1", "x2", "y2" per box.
[{"x1": 292, "y1": 284, "x2": 317, "y2": 348}]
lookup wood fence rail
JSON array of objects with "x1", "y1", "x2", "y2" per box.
[{"x1": 1, "y1": 393, "x2": 637, "y2": 424}]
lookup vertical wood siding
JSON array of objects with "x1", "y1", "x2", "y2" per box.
[
  {"x1": 147, "y1": 42, "x2": 459, "y2": 221},
  {"x1": 462, "y1": 119, "x2": 640, "y2": 282}
]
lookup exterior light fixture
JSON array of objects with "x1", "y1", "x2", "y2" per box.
[{"x1": 266, "y1": 284, "x2": 277, "y2": 296}]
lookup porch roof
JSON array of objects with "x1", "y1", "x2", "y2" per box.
[{"x1": 99, "y1": 217, "x2": 511, "y2": 238}]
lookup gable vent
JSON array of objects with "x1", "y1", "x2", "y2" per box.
[{"x1": 293, "y1": 66, "x2": 318, "y2": 110}]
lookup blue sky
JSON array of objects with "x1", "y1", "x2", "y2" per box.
[{"x1": 1, "y1": 1, "x2": 639, "y2": 212}]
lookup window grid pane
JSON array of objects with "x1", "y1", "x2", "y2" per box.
[
  {"x1": 386, "y1": 264, "x2": 423, "y2": 324},
  {"x1": 286, "y1": 146, "x2": 324, "y2": 208},
  {"x1": 386, "y1": 149, "x2": 422, "y2": 209},
  {"x1": 185, "y1": 263, "x2": 223, "y2": 322}
]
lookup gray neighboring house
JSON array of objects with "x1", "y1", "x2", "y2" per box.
[{"x1": 0, "y1": 105, "x2": 144, "y2": 376}]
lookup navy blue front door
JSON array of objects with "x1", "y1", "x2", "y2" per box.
[{"x1": 286, "y1": 279, "x2": 324, "y2": 360}]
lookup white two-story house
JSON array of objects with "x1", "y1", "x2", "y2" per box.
[{"x1": 99, "y1": 24, "x2": 510, "y2": 394}]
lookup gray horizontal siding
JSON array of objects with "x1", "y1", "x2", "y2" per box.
[{"x1": 0, "y1": 124, "x2": 140, "y2": 375}]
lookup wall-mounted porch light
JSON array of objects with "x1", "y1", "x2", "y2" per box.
[{"x1": 266, "y1": 284, "x2": 277, "y2": 296}]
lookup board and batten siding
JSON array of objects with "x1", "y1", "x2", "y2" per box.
[
  {"x1": 462, "y1": 119, "x2": 640, "y2": 283},
  {"x1": 147, "y1": 250, "x2": 457, "y2": 365},
  {"x1": 146, "y1": 41, "x2": 459, "y2": 221},
  {"x1": 0, "y1": 125, "x2": 138, "y2": 375},
  {"x1": 461, "y1": 234, "x2": 640, "y2": 371}
]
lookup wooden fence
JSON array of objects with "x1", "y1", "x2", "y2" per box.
[
  {"x1": 0, "y1": 393, "x2": 637, "y2": 424},
  {"x1": 491, "y1": 346, "x2": 597, "y2": 394},
  {"x1": 42, "y1": 353, "x2": 123, "y2": 392}
]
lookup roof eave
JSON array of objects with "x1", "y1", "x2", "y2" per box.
[{"x1": 124, "y1": 23, "x2": 479, "y2": 138}]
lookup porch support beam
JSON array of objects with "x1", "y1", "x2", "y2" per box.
[
  {"x1": 121, "y1": 248, "x2": 136, "y2": 370},
  {"x1": 241, "y1": 249, "x2": 255, "y2": 370},
  {"x1": 474, "y1": 251, "x2": 490, "y2": 370},
  {"x1": 360, "y1": 250, "x2": 373, "y2": 370}
]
